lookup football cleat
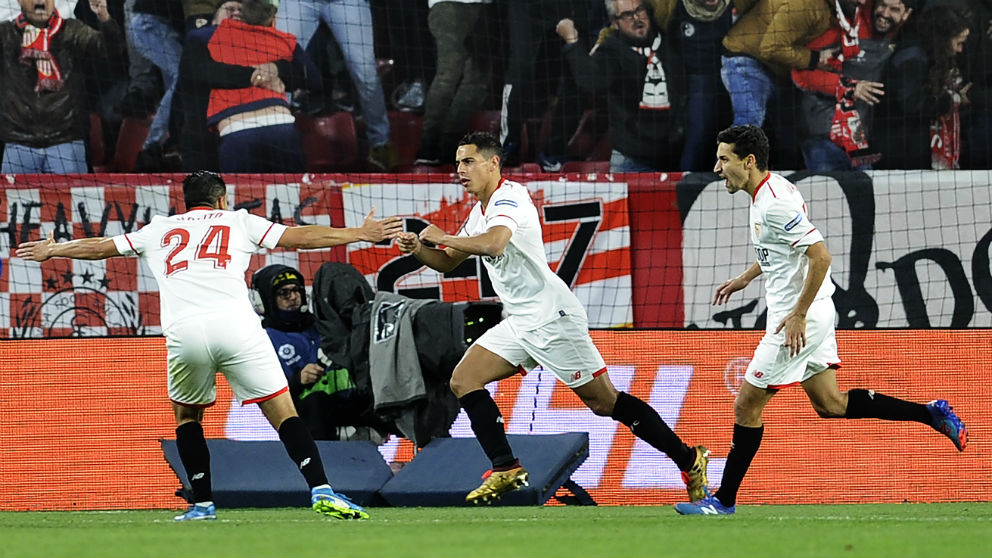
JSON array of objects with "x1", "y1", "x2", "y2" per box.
[
  {"x1": 674, "y1": 493, "x2": 736, "y2": 515},
  {"x1": 174, "y1": 503, "x2": 216, "y2": 522},
  {"x1": 465, "y1": 465, "x2": 529, "y2": 505},
  {"x1": 926, "y1": 399, "x2": 968, "y2": 451},
  {"x1": 680, "y1": 445, "x2": 710, "y2": 502},
  {"x1": 311, "y1": 486, "x2": 369, "y2": 519}
]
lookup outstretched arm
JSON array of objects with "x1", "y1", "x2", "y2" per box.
[
  {"x1": 16, "y1": 231, "x2": 121, "y2": 261},
  {"x1": 277, "y1": 208, "x2": 402, "y2": 250}
]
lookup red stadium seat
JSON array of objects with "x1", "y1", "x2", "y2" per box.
[
  {"x1": 388, "y1": 110, "x2": 424, "y2": 170},
  {"x1": 110, "y1": 116, "x2": 152, "y2": 172},
  {"x1": 561, "y1": 161, "x2": 610, "y2": 174},
  {"x1": 467, "y1": 110, "x2": 501, "y2": 134},
  {"x1": 88, "y1": 113, "x2": 107, "y2": 171},
  {"x1": 296, "y1": 112, "x2": 359, "y2": 172}
]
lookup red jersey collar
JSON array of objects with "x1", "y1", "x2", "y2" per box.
[
  {"x1": 481, "y1": 177, "x2": 508, "y2": 215},
  {"x1": 751, "y1": 172, "x2": 771, "y2": 202}
]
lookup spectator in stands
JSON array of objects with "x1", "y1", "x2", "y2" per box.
[
  {"x1": 193, "y1": 0, "x2": 320, "y2": 172},
  {"x1": 500, "y1": 0, "x2": 598, "y2": 169},
  {"x1": 127, "y1": 0, "x2": 184, "y2": 171},
  {"x1": 653, "y1": 0, "x2": 738, "y2": 171},
  {"x1": 173, "y1": 0, "x2": 243, "y2": 171},
  {"x1": 380, "y1": 0, "x2": 434, "y2": 113},
  {"x1": 252, "y1": 264, "x2": 388, "y2": 441},
  {"x1": 792, "y1": 0, "x2": 916, "y2": 171},
  {"x1": 276, "y1": 0, "x2": 398, "y2": 171},
  {"x1": 873, "y1": 3, "x2": 971, "y2": 169},
  {"x1": 182, "y1": 0, "x2": 216, "y2": 30},
  {"x1": 556, "y1": 0, "x2": 687, "y2": 172},
  {"x1": 0, "y1": 0, "x2": 123, "y2": 173},
  {"x1": 413, "y1": 0, "x2": 493, "y2": 167},
  {"x1": 720, "y1": 0, "x2": 838, "y2": 169},
  {"x1": 961, "y1": 0, "x2": 992, "y2": 169}
]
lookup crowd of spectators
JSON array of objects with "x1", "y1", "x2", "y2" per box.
[{"x1": 0, "y1": 0, "x2": 988, "y2": 174}]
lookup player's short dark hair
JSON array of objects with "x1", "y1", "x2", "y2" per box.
[
  {"x1": 240, "y1": 0, "x2": 277, "y2": 25},
  {"x1": 458, "y1": 131, "x2": 504, "y2": 165},
  {"x1": 717, "y1": 125, "x2": 770, "y2": 171},
  {"x1": 183, "y1": 171, "x2": 227, "y2": 210}
]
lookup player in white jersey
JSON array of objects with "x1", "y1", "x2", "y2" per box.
[
  {"x1": 16, "y1": 171, "x2": 402, "y2": 521},
  {"x1": 396, "y1": 131, "x2": 709, "y2": 504},
  {"x1": 675, "y1": 125, "x2": 968, "y2": 516}
]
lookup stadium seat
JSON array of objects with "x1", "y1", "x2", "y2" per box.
[
  {"x1": 296, "y1": 112, "x2": 359, "y2": 172},
  {"x1": 467, "y1": 110, "x2": 501, "y2": 134},
  {"x1": 561, "y1": 161, "x2": 610, "y2": 174},
  {"x1": 88, "y1": 113, "x2": 107, "y2": 171},
  {"x1": 110, "y1": 116, "x2": 152, "y2": 172},
  {"x1": 566, "y1": 109, "x2": 607, "y2": 161},
  {"x1": 387, "y1": 110, "x2": 424, "y2": 170}
]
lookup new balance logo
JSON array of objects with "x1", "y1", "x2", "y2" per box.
[
  {"x1": 701, "y1": 505, "x2": 721, "y2": 515},
  {"x1": 299, "y1": 457, "x2": 311, "y2": 469},
  {"x1": 868, "y1": 389, "x2": 876, "y2": 399},
  {"x1": 191, "y1": 473, "x2": 205, "y2": 481},
  {"x1": 496, "y1": 416, "x2": 505, "y2": 424}
]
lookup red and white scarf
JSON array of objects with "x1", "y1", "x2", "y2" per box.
[
  {"x1": 15, "y1": 9, "x2": 65, "y2": 93},
  {"x1": 833, "y1": 0, "x2": 862, "y2": 66}
]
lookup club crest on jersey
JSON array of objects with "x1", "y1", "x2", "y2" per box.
[
  {"x1": 493, "y1": 199, "x2": 517, "y2": 208},
  {"x1": 783, "y1": 213, "x2": 803, "y2": 232},
  {"x1": 754, "y1": 223, "x2": 761, "y2": 237}
]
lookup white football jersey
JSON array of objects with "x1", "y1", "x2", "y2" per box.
[
  {"x1": 460, "y1": 179, "x2": 585, "y2": 330},
  {"x1": 749, "y1": 173, "x2": 834, "y2": 317},
  {"x1": 112, "y1": 208, "x2": 287, "y2": 330}
]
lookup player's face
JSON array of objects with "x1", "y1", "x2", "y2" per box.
[
  {"x1": 872, "y1": 0, "x2": 910, "y2": 35},
  {"x1": 274, "y1": 284, "x2": 303, "y2": 311},
  {"x1": 455, "y1": 144, "x2": 499, "y2": 197},
  {"x1": 714, "y1": 142, "x2": 750, "y2": 194}
]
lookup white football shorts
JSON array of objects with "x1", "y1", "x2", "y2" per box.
[
  {"x1": 475, "y1": 312, "x2": 607, "y2": 388},
  {"x1": 745, "y1": 297, "x2": 841, "y2": 390},
  {"x1": 165, "y1": 309, "x2": 289, "y2": 406}
]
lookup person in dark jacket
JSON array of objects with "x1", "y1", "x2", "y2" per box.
[
  {"x1": 253, "y1": 264, "x2": 389, "y2": 441},
  {"x1": 0, "y1": 0, "x2": 123, "y2": 173},
  {"x1": 556, "y1": 0, "x2": 687, "y2": 172},
  {"x1": 873, "y1": 3, "x2": 971, "y2": 169}
]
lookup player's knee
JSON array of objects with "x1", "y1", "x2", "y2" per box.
[
  {"x1": 585, "y1": 397, "x2": 614, "y2": 417},
  {"x1": 733, "y1": 398, "x2": 763, "y2": 426},
  {"x1": 811, "y1": 398, "x2": 845, "y2": 418}
]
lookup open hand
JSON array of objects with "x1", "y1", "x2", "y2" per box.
[
  {"x1": 358, "y1": 207, "x2": 403, "y2": 243},
  {"x1": 16, "y1": 230, "x2": 55, "y2": 262},
  {"x1": 774, "y1": 312, "x2": 807, "y2": 357}
]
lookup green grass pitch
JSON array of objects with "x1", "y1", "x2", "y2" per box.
[{"x1": 2, "y1": 504, "x2": 990, "y2": 557}]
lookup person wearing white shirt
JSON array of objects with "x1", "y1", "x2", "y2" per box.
[
  {"x1": 674, "y1": 125, "x2": 968, "y2": 516},
  {"x1": 397, "y1": 131, "x2": 709, "y2": 505},
  {"x1": 16, "y1": 170, "x2": 402, "y2": 521}
]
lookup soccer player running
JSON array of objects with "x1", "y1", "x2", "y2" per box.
[
  {"x1": 396, "y1": 131, "x2": 709, "y2": 504},
  {"x1": 674, "y1": 125, "x2": 968, "y2": 516},
  {"x1": 16, "y1": 171, "x2": 402, "y2": 521}
]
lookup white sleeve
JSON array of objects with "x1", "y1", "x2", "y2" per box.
[
  {"x1": 112, "y1": 219, "x2": 155, "y2": 256},
  {"x1": 484, "y1": 190, "x2": 526, "y2": 234},
  {"x1": 239, "y1": 209, "x2": 287, "y2": 249},
  {"x1": 766, "y1": 201, "x2": 823, "y2": 249}
]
